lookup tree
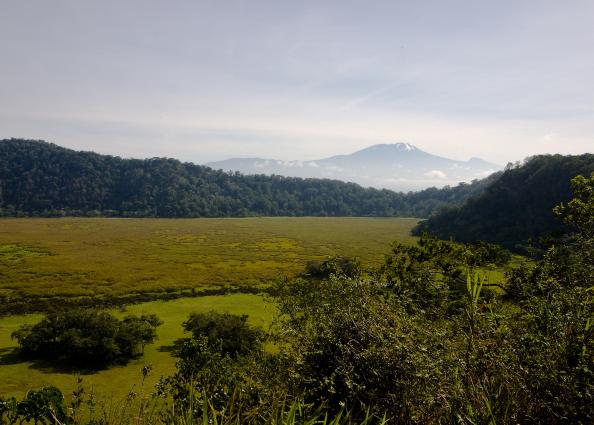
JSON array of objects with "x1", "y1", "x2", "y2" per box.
[
  {"x1": 303, "y1": 255, "x2": 362, "y2": 280},
  {"x1": 554, "y1": 172, "x2": 594, "y2": 237},
  {"x1": 182, "y1": 311, "x2": 263, "y2": 358},
  {"x1": 12, "y1": 310, "x2": 162, "y2": 369}
]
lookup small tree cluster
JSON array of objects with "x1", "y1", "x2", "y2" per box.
[
  {"x1": 158, "y1": 311, "x2": 267, "y2": 415},
  {"x1": 303, "y1": 256, "x2": 362, "y2": 280},
  {"x1": 182, "y1": 311, "x2": 263, "y2": 358},
  {"x1": 12, "y1": 309, "x2": 162, "y2": 369}
]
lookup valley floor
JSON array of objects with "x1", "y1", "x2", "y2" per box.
[
  {"x1": 0, "y1": 217, "x2": 418, "y2": 300},
  {"x1": 0, "y1": 217, "x2": 418, "y2": 398}
]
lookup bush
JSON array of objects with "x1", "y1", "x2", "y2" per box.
[
  {"x1": 273, "y1": 277, "x2": 446, "y2": 420},
  {"x1": 303, "y1": 256, "x2": 362, "y2": 279},
  {"x1": 11, "y1": 309, "x2": 162, "y2": 369},
  {"x1": 159, "y1": 313, "x2": 267, "y2": 415},
  {"x1": 182, "y1": 311, "x2": 263, "y2": 357},
  {"x1": 0, "y1": 386, "x2": 67, "y2": 425}
]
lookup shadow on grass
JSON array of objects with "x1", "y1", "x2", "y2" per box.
[
  {"x1": 157, "y1": 338, "x2": 187, "y2": 355},
  {"x1": 0, "y1": 347, "x2": 88, "y2": 373},
  {"x1": 0, "y1": 347, "x2": 127, "y2": 375},
  {"x1": 25, "y1": 358, "x2": 99, "y2": 375},
  {"x1": 0, "y1": 346, "x2": 23, "y2": 366}
]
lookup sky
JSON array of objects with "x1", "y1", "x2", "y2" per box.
[{"x1": 1, "y1": 0, "x2": 593, "y2": 165}]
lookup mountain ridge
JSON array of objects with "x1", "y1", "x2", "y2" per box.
[{"x1": 206, "y1": 143, "x2": 500, "y2": 191}]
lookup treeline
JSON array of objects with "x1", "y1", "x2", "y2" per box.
[
  {"x1": 414, "y1": 154, "x2": 594, "y2": 251},
  {"x1": 0, "y1": 139, "x2": 489, "y2": 218},
  {"x1": 405, "y1": 171, "x2": 500, "y2": 217}
]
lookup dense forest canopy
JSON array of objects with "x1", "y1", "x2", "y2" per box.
[
  {"x1": 0, "y1": 139, "x2": 492, "y2": 218},
  {"x1": 414, "y1": 154, "x2": 594, "y2": 251}
]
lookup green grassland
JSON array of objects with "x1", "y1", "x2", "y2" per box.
[
  {"x1": 0, "y1": 217, "x2": 418, "y2": 400},
  {"x1": 0, "y1": 217, "x2": 418, "y2": 299},
  {"x1": 0, "y1": 293, "x2": 274, "y2": 400}
]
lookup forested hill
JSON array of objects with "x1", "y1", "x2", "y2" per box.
[
  {"x1": 414, "y1": 153, "x2": 594, "y2": 250},
  {"x1": 0, "y1": 139, "x2": 491, "y2": 218}
]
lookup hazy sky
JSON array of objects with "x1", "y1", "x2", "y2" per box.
[{"x1": 1, "y1": 1, "x2": 593, "y2": 164}]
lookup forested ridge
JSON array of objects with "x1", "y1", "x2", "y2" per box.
[
  {"x1": 0, "y1": 139, "x2": 490, "y2": 218},
  {"x1": 414, "y1": 154, "x2": 594, "y2": 250}
]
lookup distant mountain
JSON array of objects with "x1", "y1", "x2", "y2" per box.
[
  {"x1": 206, "y1": 143, "x2": 500, "y2": 191},
  {"x1": 413, "y1": 154, "x2": 594, "y2": 251},
  {"x1": 0, "y1": 139, "x2": 495, "y2": 218}
]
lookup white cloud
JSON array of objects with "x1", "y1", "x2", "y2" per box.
[
  {"x1": 424, "y1": 170, "x2": 448, "y2": 179},
  {"x1": 474, "y1": 169, "x2": 496, "y2": 178},
  {"x1": 280, "y1": 160, "x2": 303, "y2": 168}
]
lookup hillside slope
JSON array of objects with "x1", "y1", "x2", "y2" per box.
[
  {"x1": 0, "y1": 139, "x2": 493, "y2": 218},
  {"x1": 0, "y1": 139, "x2": 403, "y2": 217},
  {"x1": 414, "y1": 154, "x2": 594, "y2": 250}
]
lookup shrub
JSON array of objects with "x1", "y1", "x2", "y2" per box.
[
  {"x1": 303, "y1": 255, "x2": 362, "y2": 279},
  {"x1": 182, "y1": 311, "x2": 263, "y2": 358},
  {"x1": 273, "y1": 277, "x2": 446, "y2": 420},
  {"x1": 159, "y1": 313, "x2": 268, "y2": 416},
  {"x1": 16, "y1": 386, "x2": 67, "y2": 425}
]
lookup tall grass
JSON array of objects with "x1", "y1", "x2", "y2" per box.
[{"x1": 1, "y1": 381, "x2": 389, "y2": 425}]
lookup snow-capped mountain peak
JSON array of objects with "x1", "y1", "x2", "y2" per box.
[
  {"x1": 206, "y1": 143, "x2": 500, "y2": 192},
  {"x1": 396, "y1": 142, "x2": 416, "y2": 151}
]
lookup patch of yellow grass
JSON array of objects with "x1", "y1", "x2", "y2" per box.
[{"x1": 0, "y1": 217, "x2": 418, "y2": 299}]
